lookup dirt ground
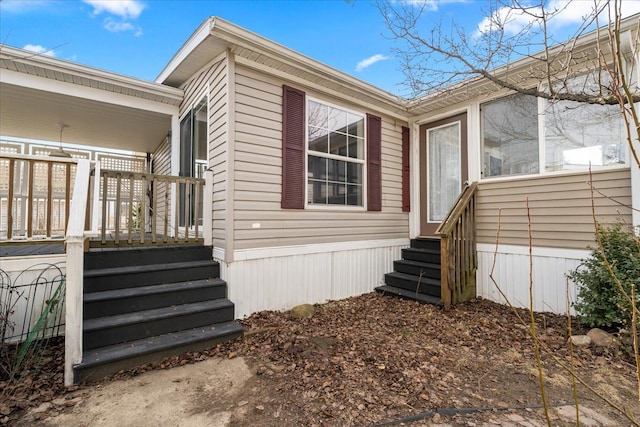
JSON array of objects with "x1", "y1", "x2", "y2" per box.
[{"x1": 3, "y1": 293, "x2": 640, "y2": 426}]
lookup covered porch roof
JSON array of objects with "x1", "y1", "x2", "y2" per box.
[{"x1": 0, "y1": 45, "x2": 184, "y2": 154}]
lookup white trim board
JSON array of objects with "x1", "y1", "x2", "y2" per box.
[
  {"x1": 476, "y1": 243, "x2": 589, "y2": 260},
  {"x1": 233, "y1": 238, "x2": 410, "y2": 261}
]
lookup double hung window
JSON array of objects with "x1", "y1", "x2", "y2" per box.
[{"x1": 306, "y1": 100, "x2": 365, "y2": 206}]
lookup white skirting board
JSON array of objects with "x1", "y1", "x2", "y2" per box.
[
  {"x1": 217, "y1": 240, "x2": 408, "y2": 319},
  {"x1": 476, "y1": 244, "x2": 589, "y2": 314}
]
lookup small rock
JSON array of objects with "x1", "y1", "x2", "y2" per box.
[
  {"x1": 255, "y1": 405, "x2": 265, "y2": 411},
  {"x1": 228, "y1": 351, "x2": 237, "y2": 359},
  {"x1": 52, "y1": 398, "x2": 66, "y2": 406},
  {"x1": 569, "y1": 335, "x2": 592, "y2": 347},
  {"x1": 238, "y1": 401, "x2": 249, "y2": 407},
  {"x1": 33, "y1": 402, "x2": 51, "y2": 414},
  {"x1": 587, "y1": 328, "x2": 614, "y2": 347},
  {"x1": 290, "y1": 304, "x2": 315, "y2": 319},
  {"x1": 65, "y1": 397, "x2": 82, "y2": 407}
]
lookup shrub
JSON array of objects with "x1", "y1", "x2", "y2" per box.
[{"x1": 569, "y1": 222, "x2": 640, "y2": 329}]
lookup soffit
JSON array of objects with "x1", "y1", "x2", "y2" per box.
[
  {"x1": 0, "y1": 45, "x2": 183, "y2": 106},
  {"x1": 0, "y1": 82, "x2": 172, "y2": 153},
  {"x1": 0, "y1": 45, "x2": 181, "y2": 153}
]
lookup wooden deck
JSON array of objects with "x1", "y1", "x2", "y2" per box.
[
  {"x1": 0, "y1": 233, "x2": 203, "y2": 258},
  {"x1": 0, "y1": 241, "x2": 65, "y2": 257}
]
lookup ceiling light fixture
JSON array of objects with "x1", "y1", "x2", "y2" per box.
[{"x1": 49, "y1": 123, "x2": 72, "y2": 158}]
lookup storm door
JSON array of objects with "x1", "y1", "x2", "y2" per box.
[{"x1": 419, "y1": 113, "x2": 468, "y2": 236}]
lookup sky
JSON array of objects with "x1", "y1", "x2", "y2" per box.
[{"x1": 1, "y1": 0, "x2": 640, "y2": 96}]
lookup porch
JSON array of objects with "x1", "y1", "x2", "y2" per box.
[{"x1": 0, "y1": 44, "x2": 244, "y2": 385}]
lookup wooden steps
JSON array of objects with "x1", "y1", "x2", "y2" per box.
[
  {"x1": 73, "y1": 244, "x2": 242, "y2": 383},
  {"x1": 376, "y1": 238, "x2": 443, "y2": 306}
]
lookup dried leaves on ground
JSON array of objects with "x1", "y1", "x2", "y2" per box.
[{"x1": 4, "y1": 293, "x2": 639, "y2": 426}]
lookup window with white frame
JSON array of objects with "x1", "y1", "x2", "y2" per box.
[
  {"x1": 307, "y1": 99, "x2": 365, "y2": 206},
  {"x1": 482, "y1": 93, "x2": 539, "y2": 178},
  {"x1": 481, "y1": 73, "x2": 628, "y2": 178},
  {"x1": 545, "y1": 73, "x2": 626, "y2": 172}
]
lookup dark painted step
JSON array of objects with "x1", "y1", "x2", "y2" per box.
[
  {"x1": 384, "y1": 271, "x2": 440, "y2": 298},
  {"x1": 84, "y1": 245, "x2": 212, "y2": 270},
  {"x1": 410, "y1": 238, "x2": 440, "y2": 251},
  {"x1": 375, "y1": 284, "x2": 442, "y2": 306},
  {"x1": 74, "y1": 321, "x2": 244, "y2": 383},
  {"x1": 83, "y1": 299, "x2": 235, "y2": 350},
  {"x1": 83, "y1": 278, "x2": 227, "y2": 320},
  {"x1": 393, "y1": 259, "x2": 441, "y2": 280},
  {"x1": 84, "y1": 260, "x2": 220, "y2": 293},
  {"x1": 401, "y1": 248, "x2": 441, "y2": 264}
]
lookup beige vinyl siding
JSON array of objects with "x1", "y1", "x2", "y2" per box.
[
  {"x1": 181, "y1": 58, "x2": 228, "y2": 250},
  {"x1": 476, "y1": 168, "x2": 632, "y2": 249},
  {"x1": 232, "y1": 65, "x2": 409, "y2": 250},
  {"x1": 152, "y1": 137, "x2": 171, "y2": 237}
]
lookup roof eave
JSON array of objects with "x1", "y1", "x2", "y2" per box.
[
  {"x1": 407, "y1": 12, "x2": 640, "y2": 115},
  {"x1": 155, "y1": 17, "x2": 216, "y2": 86},
  {"x1": 155, "y1": 17, "x2": 408, "y2": 112},
  {"x1": 0, "y1": 44, "x2": 183, "y2": 105}
]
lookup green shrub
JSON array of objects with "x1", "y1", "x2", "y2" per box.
[{"x1": 569, "y1": 222, "x2": 640, "y2": 329}]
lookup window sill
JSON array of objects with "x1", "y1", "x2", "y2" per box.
[
  {"x1": 479, "y1": 164, "x2": 630, "y2": 184},
  {"x1": 305, "y1": 204, "x2": 367, "y2": 212}
]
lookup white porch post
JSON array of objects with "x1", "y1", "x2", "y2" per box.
[
  {"x1": 64, "y1": 236, "x2": 84, "y2": 386},
  {"x1": 64, "y1": 159, "x2": 91, "y2": 386}
]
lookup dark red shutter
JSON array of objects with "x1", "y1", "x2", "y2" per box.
[
  {"x1": 401, "y1": 126, "x2": 410, "y2": 212},
  {"x1": 281, "y1": 85, "x2": 305, "y2": 209},
  {"x1": 367, "y1": 113, "x2": 382, "y2": 212}
]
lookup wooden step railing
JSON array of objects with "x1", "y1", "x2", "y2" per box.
[
  {"x1": 95, "y1": 169, "x2": 205, "y2": 246},
  {"x1": 0, "y1": 153, "x2": 78, "y2": 241},
  {"x1": 436, "y1": 182, "x2": 478, "y2": 309}
]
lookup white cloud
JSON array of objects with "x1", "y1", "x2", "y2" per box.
[
  {"x1": 104, "y1": 17, "x2": 143, "y2": 36},
  {"x1": 83, "y1": 0, "x2": 145, "y2": 20},
  {"x1": 476, "y1": 0, "x2": 640, "y2": 37},
  {"x1": 403, "y1": 0, "x2": 469, "y2": 12},
  {"x1": 22, "y1": 44, "x2": 56, "y2": 57},
  {"x1": 356, "y1": 54, "x2": 390, "y2": 71},
  {"x1": 83, "y1": 1, "x2": 145, "y2": 36},
  {"x1": 0, "y1": 0, "x2": 54, "y2": 13},
  {"x1": 104, "y1": 19, "x2": 134, "y2": 32}
]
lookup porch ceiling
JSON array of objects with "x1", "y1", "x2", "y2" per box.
[{"x1": 0, "y1": 82, "x2": 172, "y2": 153}]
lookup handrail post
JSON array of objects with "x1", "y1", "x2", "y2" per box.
[
  {"x1": 440, "y1": 236, "x2": 451, "y2": 309},
  {"x1": 64, "y1": 159, "x2": 91, "y2": 386},
  {"x1": 91, "y1": 161, "x2": 101, "y2": 234},
  {"x1": 203, "y1": 169, "x2": 213, "y2": 246}
]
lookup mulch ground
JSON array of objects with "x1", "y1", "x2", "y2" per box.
[{"x1": 2, "y1": 293, "x2": 639, "y2": 426}]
